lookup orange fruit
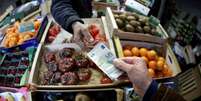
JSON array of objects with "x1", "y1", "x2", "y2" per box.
[
  {"x1": 162, "y1": 64, "x2": 172, "y2": 76},
  {"x1": 34, "y1": 20, "x2": 41, "y2": 30},
  {"x1": 148, "y1": 68, "x2": 155, "y2": 77},
  {"x1": 23, "y1": 34, "x2": 31, "y2": 41},
  {"x1": 147, "y1": 50, "x2": 157, "y2": 60},
  {"x1": 8, "y1": 41, "x2": 16, "y2": 47},
  {"x1": 17, "y1": 39, "x2": 24, "y2": 45},
  {"x1": 156, "y1": 60, "x2": 165, "y2": 71},
  {"x1": 139, "y1": 48, "x2": 148, "y2": 57},
  {"x1": 123, "y1": 45, "x2": 133, "y2": 50},
  {"x1": 123, "y1": 49, "x2": 133, "y2": 57},
  {"x1": 148, "y1": 60, "x2": 157, "y2": 69},
  {"x1": 166, "y1": 68, "x2": 173, "y2": 77},
  {"x1": 10, "y1": 37, "x2": 18, "y2": 43},
  {"x1": 131, "y1": 47, "x2": 139, "y2": 56},
  {"x1": 141, "y1": 56, "x2": 149, "y2": 64},
  {"x1": 158, "y1": 57, "x2": 165, "y2": 62}
]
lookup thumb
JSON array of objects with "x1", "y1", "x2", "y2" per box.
[{"x1": 113, "y1": 59, "x2": 132, "y2": 72}]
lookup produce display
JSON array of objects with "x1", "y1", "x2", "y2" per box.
[
  {"x1": 32, "y1": 90, "x2": 119, "y2": 101},
  {"x1": 113, "y1": 12, "x2": 160, "y2": 36},
  {"x1": 0, "y1": 92, "x2": 26, "y2": 101},
  {"x1": 41, "y1": 48, "x2": 112, "y2": 85},
  {"x1": 0, "y1": 51, "x2": 31, "y2": 87},
  {"x1": 2, "y1": 20, "x2": 41, "y2": 48},
  {"x1": 47, "y1": 24, "x2": 61, "y2": 43},
  {"x1": 123, "y1": 45, "x2": 173, "y2": 78}
]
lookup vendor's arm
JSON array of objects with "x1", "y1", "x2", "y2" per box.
[{"x1": 51, "y1": 0, "x2": 83, "y2": 32}]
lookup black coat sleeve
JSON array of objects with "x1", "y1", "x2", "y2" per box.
[{"x1": 51, "y1": 0, "x2": 84, "y2": 33}]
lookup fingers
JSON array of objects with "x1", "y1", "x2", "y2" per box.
[
  {"x1": 73, "y1": 29, "x2": 81, "y2": 42},
  {"x1": 113, "y1": 58, "x2": 132, "y2": 72},
  {"x1": 81, "y1": 28, "x2": 94, "y2": 42}
]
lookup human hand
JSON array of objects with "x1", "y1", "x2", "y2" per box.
[
  {"x1": 72, "y1": 21, "x2": 94, "y2": 44},
  {"x1": 113, "y1": 57, "x2": 152, "y2": 97}
]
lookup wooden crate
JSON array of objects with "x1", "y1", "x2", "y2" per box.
[
  {"x1": 92, "y1": 1, "x2": 118, "y2": 10},
  {"x1": 113, "y1": 36, "x2": 181, "y2": 78},
  {"x1": 105, "y1": 7, "x2": 168, "y2": 45},
  {"x1": 30, "y1": 88, "x2": 123, "y2": 101},
  {"x1": 28, "y1": 18, "x2": 127, "y2": 89}
]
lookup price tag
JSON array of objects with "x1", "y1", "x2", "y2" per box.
[{"x1": 87, "y1": 42, "x2": 123, "y2": 80}]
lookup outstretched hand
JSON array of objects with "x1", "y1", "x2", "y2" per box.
[{"x1": 113, "y1": 57, "x2": 152, "y2": 97}]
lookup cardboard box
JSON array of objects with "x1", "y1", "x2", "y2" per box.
[
  {"x1": 105, "y1": 7, "x2": 168, "y2": 45},
  {"x1": 113, "y1": 36, "x2": 181, "y2": 79}
]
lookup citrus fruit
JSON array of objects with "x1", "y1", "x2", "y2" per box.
[
  {"x1": 139, "y1": 48, "x2": 148, "y2": 57},
  {"x1": 131, "y1": 47, "x2": 139, "y2": 56},
  {"x1": 156, "y1": 60, "x2": 165, "y2": 71},
  {"x1": 158, "y1": 57, "x2": 165, "y2": 62},
  {"x1": 148, "y1": 68, "x2": 155, "y2": 77},
  {"x1": 123, "y1": 49, "x2": 133, "y2": 57},
  {"x1": 147, "y1": 50, "x2": 157, "y2": 60},
  {"x1": 148, "y1": 60, "x2": 157, "y2": 69}
]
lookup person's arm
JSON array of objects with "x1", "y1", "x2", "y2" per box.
[
  {"x1": 144, "y1": 81, "x2": 186, "y2": 101},
  {"x1": 51, "y1": 0, "x2": 83, "y2": 32},
  {"x1": 113, "y1": 57, "x2": 186, "y2": 101}
]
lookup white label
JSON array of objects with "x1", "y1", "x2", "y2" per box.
[
  {"x1": 125, "y1": 0, "x2": 150, "y2": 15},
  {"x1": 87, "y1": 43, "x2": 123, "y2": 80}
]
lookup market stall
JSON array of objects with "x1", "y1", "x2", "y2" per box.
[{"x1": 0, "y1": 0, "x2": 200, "y2": 101}]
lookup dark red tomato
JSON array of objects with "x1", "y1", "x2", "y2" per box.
[
  {"x1": 48, "y1": 28, "x2": 57, "y2": 37},
  {"x1": 90, "y1": 28, "x2": 100, "y2": 38},
  {"x1": 100, "y1": 76, "x2": 113, "y2": 84},
  {"x1": 52, "y1": 25, "x2": 61, "y2": 34}
]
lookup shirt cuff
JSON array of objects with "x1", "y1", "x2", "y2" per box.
[
  {"x1": 64, "y1": 15, "x2": 84, "y2": 33},
  {"x1": 143, "y1": 80, "x2": 158, "y2": 101}
]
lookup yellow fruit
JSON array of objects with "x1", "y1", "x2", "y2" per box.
[
  {"x1": 156, "y1": 60, "x2": 165, "y2": 71},
  {"x1": 8, "y1": 41, "x2": 16, "y2": 47},
  {"x1": 139, "y1": 48, "x2": 148, "y2": 57},
  {"x1": 123, "y1": 49, "x2": 133, "y2": 57},
  {"x1": 148, "y1": 68, "x2": 155, "y2": 77},
  {"x1": 131, "y1": 47, "x2": 139, "y2": 56},
  {"x1": 141, "y1": 56, "x2": 149, "y2": 64},
  {"x1": 147, "y1": 50, "x2": 157, "y2": 60},
  {"x1": 23, "y1": 34, "x2": 31, "y2": 41},
  {"x1": 17, "y1": 39, "x2": 24, "y2": 45},
  {"x1": 158, "y1": 57, "x2": 165, "y2": 62},
  {"x1": 148, "y1": 61, "x2": 157, "y2": 69}
]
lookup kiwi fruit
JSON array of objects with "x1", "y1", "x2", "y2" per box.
[
  {"x1": 125, "y1": 24, "x2": 135, "y2": 32},
  {"x1": 136, "y1": 26, "x2": 143, "y2": 33},
  {"x1": 116, "y1": 18, "x2": 124, "y2": 28},
  {"x1": 127, "y1": 16, "x2": 136, "y2": 21},
  {"x1": 129, "y1": 20, "x2": 140, "y2": 27},
  {"x1": 143, "y1": 26, "x2": 151, "y2": 33},
  {"x1": 114, "y1": 14, "x2": 119, "y2": 19},
  {"x1": 132, "y1": 13, "x2": 139, "y2": 20},
  {"x1": 119, "y1": 13, "x2": 127, "y2": 20},
  {"x1": 138, "y1": 18, "x2": 147, "y2": 26},
  {"x1": 151, "y1": 28, "x2": 157, "y2": 35}
]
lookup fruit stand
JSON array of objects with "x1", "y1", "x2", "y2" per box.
[{"x1": 0, "y1": 1, "x2": 188, "y2": 101}]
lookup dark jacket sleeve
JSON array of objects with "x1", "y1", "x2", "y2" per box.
[
  {"x1": 143, "y1": 81, "x2": 186, "y2": 101},
  {"x1": 51, "y1": 0, "x2": 84, "y2": 33}
]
